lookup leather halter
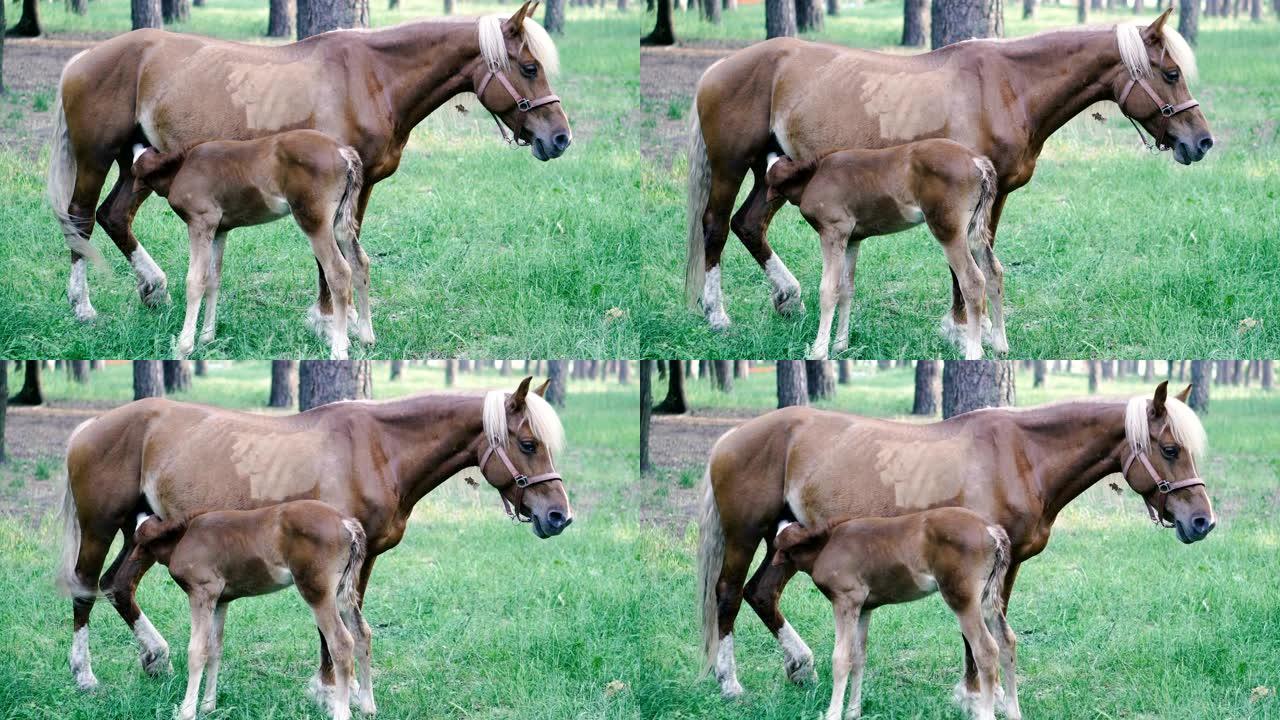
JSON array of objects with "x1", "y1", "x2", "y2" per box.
[
  {"x1": 1116, "y1": 47, "x2": 1200, "y2": 153},
  {"x1": 476, "y1": 43, "x2": 561, "y2": 147},
  {"x1": 478, "y1": 417, "x2": 562, "y2": 522},
  {"x1": 1119, "y1": 418, "x2": 1204, "y2": 528}
]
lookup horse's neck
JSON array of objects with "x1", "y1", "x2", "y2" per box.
[
  {"x1": 1015, "y1": 402, "x2": 1128, "y2": 522},
  {"x1": 363, "y1": 21, "x2": 484, "y2": 142},
  {"x1": 369, "y1": 394, "x2": 488, "y2": 516}
]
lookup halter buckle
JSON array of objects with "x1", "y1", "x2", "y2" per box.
[
  {"x1": 1160, "y1": 104, "x2": 1176, "y2": 117},
  {"x1": 516, "y1": 98, "x2": 532, "y2": 112},
  {"x1": 514, "y1": 474, "x2": 530, "y2": 488},
  {"x1": 1156, "y1": 479, "x2": 1172, "y2": 493}
]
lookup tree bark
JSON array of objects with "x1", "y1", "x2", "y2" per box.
[
  {"x1": 298, "y1": 360, "x2": 366, "y2": 411},
  {"x1": 639, "y1": 361, "x2": 653, "y2": 474},
  {"x1": 544, "y1": 0, "x2": 565, "y2": 33},
  {"x1": 162, "y1": 0, "x2": 189, "y2": 23},
  {"x1": 10, "y1": 361, "x2": 43, "y2": 405},
  {"x1": 268, "y1": 360, "x2": 296, "y2": 407},
  {"x1": 67, "y1": 0, "x2": 88, "y2": 16},
  {"x1": 1032, "y1": 360, "x2": 1045, "y2": 388},
  {"x1": 444, "y1": 359, "x2": 457, "y2": 386},
  {"x1": 268, "y1": 0, "x2": 294, "y2": 36},
  {"x1": 133, "y1": 361, "x2": 166, "y2": 400},
  {"x1": 642, "y1": 0, "x2": 675, "y2": 43},
  {"x1": 705, "y1": 0, "x2": 721, "y2": 22},
  {"x1": 69, "y1": 360, "x2": 90, "y2": 384},
  {"x1": 1177, "y1": 0, "x2": 1197, "y2": 45},
  {"x1": 996, "y1": 360, "x2": 1015, "y2": 408},
  {"x1": 132, "y1": 0, "x2": 163, "y2": 29},
  {"x1": 827, "y1": 0, "x2": 838, "y2": 14},
  {"x1": 941, "y1": 360, "x2": 1001, "y2": 419},
  {"x1": 713, "y1": 360, "x2": 733, "y2": 392},
  {"x1": 796, "y1": 0, "x2": 823, "y2": 31},
  {"x1": 903, "y1": 0, "x2": 928, "y2": 45},
  {"x1": 163, "y1": 360, "x2": 192, "y2": 393},
  {"x1": 766, "y1": 0, "x2": 797, "y2": 37},
  {"x1": 932, "y1": 0, "x2": 997, "y2": 49},
  {"x1": 777, "y1": 361, "x2": 809, "y2": 408},
  {"x1": 444, "y1": 0, "x2": 454, "y2": 12},
  {"x1": 193, "y1": 360, "x2": 207, "y2": 376},
  {"x1": 297, "y1": 0, "x2": 365, "y2": 39},
  {"x1": 805, "y1": 360, "x2": 835, "y2": 401},
  {"x1": 618, "y1": 360, "x2": 631, "y2": 384},
  {"x1": 912, "y1": 360, "x2": 939, "y2": 415},
  {"x1": 837, "y1": 359, "x2": 852, "y2": 384},
  {"x1": 654, "y1": 360, "x2": 688, "y2": 414},
  {"x1": 389, "y1": 359, "x2": 403, "y2": 381},
  {"x1": 544, "y1": 360, "x2": 567, "y2": 407},
  {"x1": 1022, "y1": 0, "x2": 1035, "y2": 19},
  {"x1": 1087, "y1": 360, "x2": 1099, "y2": 393},
  {"x1": 1077, "y1": 0, "x2": 1087, "y2": 23},
  {"x1": 1261, "y1": 360, "x2": 1273, "y2": 391},
  {"x1": 8, "y1": 0, "x2": 41, "y2": 37},
  {"x1": 1250, "y1": 0, "x2": 1260, "y2": 21},
  {"x1": 1188, "y1": 360, "x2": 1209, "y2": 413}
]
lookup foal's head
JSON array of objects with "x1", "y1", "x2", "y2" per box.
[
  {"x1": 1113, "y1": 10, "x2": 1212, "y2": 164},
  {"x1": 475, "y1": 3, "x2": 572, "y2": 161},
  {"x1": 1122, "y1": 381, "x2": 1215, "y2": 543},
  {"x1": 134, "y1": 515, "x2": 189, "y2": 566},
  {"x1": 772, "y1": 520, "x2": 838, "y2": 574},
  {"x1": 480, "y1": 377, "x2": 573, "y2": 538},
  {"x1": 131, "y1": 146, "x2": 186, "y2": 198}
]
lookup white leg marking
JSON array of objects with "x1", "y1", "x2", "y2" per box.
[
  {"x1": 715, "y1": 633, "x2": 745, "y2": 698},
  {"x1": 70, "y1": 626, "x2": 98, "y2": 691},
  {"x1": 764, "y1": 253, "x2": 804, "y2": 316},
  {"x1": 703, "y1": 265, "x2": 731, "y2": 330},
  {"x1": 779, "y1": 620, "x2": 817, "y2": 684},
  {"x1": 68, "y1": 258, "x2": 97, "y2": 321},
  {"x1": 766, "y1": 152, "x2": 782, "y2": 171},
  {"x1": 133, "y1": 612, "x2": 172, "y2": 675},
  {"x1": 130, "y1": 246, "x2": 169, "y2": 307}
]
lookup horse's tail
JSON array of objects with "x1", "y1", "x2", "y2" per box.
[
  {"x1": 684, "y1": 99, "x2": 712, "y2": 310},
  {"x1": 981, "y1": 524, "x2": 1012, "y2": 615},
  {"x1": 696, "y1": 465, "x2": 725, "y2": 678},
  {"x1": 337, "y1": 518, "x2": 367, "y2": 611},
  {"x1": 333, "y1": 146, "x2": 364, "y2": 247},
  {"x1": 56, "y1": 418, "x2": 97, "y2": 598},
  {"x1": 967, "y1": 156, "x2": 998, "y2": 253},
  {"x1": 764, "y1": 152, "x2": 817, "y2": 205},
  {"x1": 47, "y1": 50, "x2": 105, "y2": 268}
]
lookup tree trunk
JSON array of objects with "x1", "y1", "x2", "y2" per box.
[
  {"x1": 9, "y1": 0, "x2": 41, "y2": 37},
  {"x1": 1177, "y1": 0, "x2": 1197, "y2": 45},
  {"x1": 69, "y1": 360, "x2": 90, "y2": 384},
  {"x1": 1261, "y1": 360, "x2": 1273, "y2": 391},
  {"x1": 903, "y1": 0, "x2": 928, "y2": 45},
  {"x1": 932, "y1": 0, "x2": 997, "y2": 49},
  {"x1": 777, "y1": 361, "x2": 808, "y2": 408},
  {"x1": 544, "y1": 0, "x2": 566, "y2": 33},
  {"x1": 67, "y1": 0, "x2": 88, "y2": 16},
  {"x1": 133, "y1": 361, "x2": 165, "y2": 400},
  {"x1": 193, "y1": 360, "x2": 207, "y2": 376},
  {"x1": 1087, "y1": 360, "x2": 1099, "y2": 393},
  {"x1": 0, "y1": 362, "x2": 6, "y2": 463},
  {"x1": 766, "y1": 0, "x2": 797, "y2": 37},
  {"x1": 827, "y1": 0, "x2": 838, "y2": 14},
  {"x1": 268, "y1": 0, "x2": 294, "y2": 36},
  {"x1": 389, "y1": 0, "x2": 398, "y2": 8},
  {"x1": 639, "y1": 361, "x2": 653, "y2": 474},
  {"x1": 1143, "y1": 360, "x2": 1155, "y2": 382},
  {"x1": 163, "y1": 360, "x2": 192, "y2": 393},
  {"x1": 837, "y1": 359, "x2": 852, "y2": 384},
  {"x1": 444, "y1": 0, "x2": 454, "y2": 12},
  {"x1": 1132, "y1": 0, "x2": 1142, "y2": 11},
  {"x1": 1250, "y1": 0, "x2": 1260, "y2": 21},
  {"x1": 162, "y1": 0, "x2": 189, "y2": 23},
  {"x1": 545, "y1": 360, "x2": 567, "y2": 407},
  {"x1": 805, "y1": 360, "x2": 835, "y2": 401},
  {"x1": 941, "y1": 360, "x2": 1001, "y2": 419},
  {"x1": 1188, "y1": 360, "x2": 1209, "y2": 413},
  {"x1": 297, "y1": 0, "x2": 365, "y2": 39},
  {"x1": 389, "y1": 359, "x2": 403, "y2": 381},
  {"x1": 444, "y1": 359, "x2": 457, "y2": 386},
  {"x1": 10, "y1": 361, "x2": 43, "y2": 405},
  {"x1": 713, "y1": 360, "x2": 733, "y2": 392},
  {"x1": 1032, "y1": 360, "x2": 1045, "y2": 388},
  {"x1": 1101, "y1": 360, "x2": 1114, "y2": 380},
  {"x1": 618, "y1": 360, "x2": 631, "y2": 384},
  {"x1": 912, "y1": 360, "x2": 939, "y2": 415},
  {"x1": 132, "y1": 0, "x2": 163, "y2": 29},
  {"x1": 654, "y1": 360, "x2": 688, "y2": 414},
  {"x1": 1077, "y1": 0, "x2": 1087, "y2": 23},
  {"x1": 1022, "y1": 0, "x2": 1035, "y2": 19},
  {"x1": 705, "y1": 0, "x2": 721, "y2": 22},
  {"x1": 269, "y1": 360, "x2": 296, "y2": 407},
  {"x1": 796, "y1": 0, "x2": 823, "y2": 30},
  {"x1": 298, "y1": 361, "x2": 366, "y2": 411}
]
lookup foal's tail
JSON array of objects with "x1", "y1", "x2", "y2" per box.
[
  {"x1": 696, "y1": 465, "x2": 724, "y2": 678},
  {"x1": 47, "y1": 50, "x2": 105, "y2": 268},
  {"x1": 56, "y1": 418, "x2": 96, "y2": 598},
  {"x1": 337, "y1": 518, "x2": 368, "y2": 611},
  {"x1": 966, "y1": 156, "x2": 998, "y2": 253},
  {"x1": 980, "y1": 525, "x2": 1012, "y2": 614},
  {"x1": 684, "y1": 100, "x2": 711, "y2": 310},
  {"x1": 333, "y1": 147, "x2": 364, "y2": 247}
]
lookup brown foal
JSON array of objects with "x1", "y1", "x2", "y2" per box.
[
  {"x1": 132, "y1": 130, "x2": 368, "y2": 359},
  {"x1": 134, "y1": 500, "x2": 374, "y2": 720},
  {"x1": 764, "y1": 140, "x2": 1003, "y2": 360},
  {"x1": 775, "y1": 511, "x2": 1018, "y2": 720}
]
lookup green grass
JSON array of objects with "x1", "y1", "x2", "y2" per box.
[
  {"x1": 0, "y1": 0, "x2": 643, "y2": 358},
  {"x1": 637, "y1": 3, "x2": 1280, "y2": 358}
]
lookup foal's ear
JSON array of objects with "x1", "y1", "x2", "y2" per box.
[
  {"x1": 532, "y1": 378, "x2": 551, "y2": 398},
  {"x1": 505, "y1": 1, "x2": 535, "y2": 35},
  {"x1": 1151, "y1": 380, "x2": 1169, "y2": 418},
  {"x1": 1175, "y1": 383, "x2": 1192, "y2": 404},
  {"x1": 1144, "y1": 8, "x2": 1174, "y2": 42},
  {"x1": 509, "y1": 376, "x2": 534, "y2": 412}
]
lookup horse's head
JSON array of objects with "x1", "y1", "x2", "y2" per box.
[
  {"x1": 1121, "y1": 381, "x2": 1216, "y2": 543},
  {"x1": 475, "y1": 2, "x2": 572, "y2": 161},
  {"x1": 1114, "y1": 9, "x2": 1213, "y2": 164},
  {"x1": 479, "y1": 377, "x2": 573, "y2": 538}
]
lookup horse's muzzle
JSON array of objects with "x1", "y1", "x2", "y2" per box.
[
  {"x1": 531, "y1": 132, "x2": 571, "y2": 162},
  {"x1": 1173, "y1": 133, "x2": 1213, "y2": 165},
  {"x1": 531, "y1": 509, "x2": 572, "y2": 538},
  {"x1": 1175, "y1": 513, "x2": 1215, "y2": 544}
]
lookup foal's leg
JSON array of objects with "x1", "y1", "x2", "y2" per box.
[
  {"x1": 177, "y1": 222, "x2": 215, "y2": 358},
  {"x1": 178, "y1": 591, "x2": 216, "y2": 720},
  {"x1": 731, "y1": 170, "x2": 801, "y2": 315},
  {"x1": 96, "y1": 158, "x2": 167, "y2": 307},
  {"x1": 933, "y1": 227, "x2": 987, "y2": 360},
  {"x1": 199, "y1": 231, "x2": 227, "y2": 346},
  {"x1": 973, "y1": 242, "x2": 1008, "y2": 355},
  {"x1": 832, "y1": 240, "x2": 862, "y2": 355},
  {"x1": 954, "y1": 603, "x2": 1000, "y2": 720},
  {"x1": 810, "y1": 224, "x2": 852, "y2": 360},
  {"x1": 826, "y1": 598, "x2": 864, "y2": 720},
  {"x1": 335, "y1": 231, "x2": 375, "y2": 346},
  {"x1": 299, "y1": 213, "x2": 353, "y2": 360},
  {"x1": 944, "y1": 193, "x2": 1007, "y2": 342},
  {"x1": 200, "y1": 602, "x2": 228, "y2": 714},
  {"x1": 311, "y1": 598, "x2": 355, "y2": 720}
]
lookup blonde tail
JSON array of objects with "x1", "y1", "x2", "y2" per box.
[
  {"x1": 337, "y1": 518, "x2": 367, "y2": 611},
  {"x1": 684, "y1": 101, "x2": 711, "y2": 310},
  {"x1": 47, "y1": 51, "x2": 104, "y2": 268},
  {"x1": 696, "y1": 469, "x2": 724, "y2": 677}
]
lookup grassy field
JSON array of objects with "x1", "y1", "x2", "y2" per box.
[
  {"x1": 0, "y1": 0, "x2": 643, "y2": 358},
  {"x1": 637, "y1": 4, "x2": 1280, "y2": 359}
]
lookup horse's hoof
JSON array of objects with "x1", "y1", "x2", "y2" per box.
[
  {"x1": 773, "y1": 286, "x2": 804, "y2": 316},
  {"x1": 832, "y1": 340, "x2": 849, "y2": 354},
  {"x1": 356, "y1": 696, "x2": 378, "y2": 715},
  {"x1": 74, "y1": 672, "x2": 99, "y2": 692},
  {"x1": 139, "y1": 647, "x2": 171, "y2": 676},
  {"x1": 137, "y1": 278, "x2": 169, "y2": 308},
  {"x1": 719, "y1": 681, "x2": 745, "y2": 700},
  {"x1": 707, "y1": 308, "x2": 731, "y2": 331},
  {"x1": 807, "y1": 348, "x2": 829, "y2": 361},
  {"x1": 72, "y1": 303, "x2": 97, "y2": 322},
  {"x1": 199, "y1": 329, "x2": 216, "y2": 345},
  {"x1": 308, "y1": 673, "x2": 337, "y2": 710},
  {"x1": 784, "y1": 653, "x2": 817, "y2": 685},
  {"x1": 199, "y1": 699, "x2": 217, "y2": 714}
]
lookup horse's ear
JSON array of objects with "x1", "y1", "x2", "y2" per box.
[
  {"x1": 1144, "y1": 8, "x2": 1174, "y2": 42},
  {"x1": 1175, "y1": 383, "x2": 1192, "y2": 404},
  {"x1": 532, "y1": 378, "x2": 551, "y2": 397},
  {"x1": 509, "y1": 376, "x2": 533, "y2": 412},
  {"x1": 505, "y1": 0, "x2": 534, "y2": 35},
  {"x1": 1151, "y1": 380, "x2": 1169, "y2": 418}
]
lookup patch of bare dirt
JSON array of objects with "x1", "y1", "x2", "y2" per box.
[
  {"x1": 639, "y1": 42, "x2": 750, "y2": 165},
  {"x1": 0, "y1": 403, "x2": 106, "y2": 523},
  {"x1": 0, "y1": 34, "x2": 112, "y2": 157}
]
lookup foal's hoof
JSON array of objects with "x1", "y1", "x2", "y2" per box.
[
  {"x1": 784, "y1": 653, "x2": 817, "y2": 685},
  {"x1": 139, "y1": 647, "x2": 171, "y2": 676},
  {"x1": 773, "y1": 286, "x2": 805, "y2": 317}
]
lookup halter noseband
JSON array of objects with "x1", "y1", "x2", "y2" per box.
[
  {"x1": 478, "y1": 417, "x2": 562, "y2": 523},
  {"x1": 1119, "y1": 418, "x2": 1204, "y2": 528},
  {"x1": 476, "y1": 44, "x2": 561, "y2": 147},
  {"x1": 1117, "y1": 46, "x2": 1200, "y2": 153}
]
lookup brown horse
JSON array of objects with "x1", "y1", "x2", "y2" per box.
[
  {"x1": 685, "y1": 11, "x2": 1210, "y2": 349},
  {"x1": 697, "y1": 381, "x2": 1214, "y2": 705},
  {"x1": 49, "y1": 2, "x2": 569, "y2": 330},
  {"x1": 134, "y1": 501, "x2": 373, "y2": 720},
  {"x1": 58, "y1": 377, "x2": 572, "y2": 698},
  {"x1": 775, "y1": 511, "x2": 1018, "y2": 720}
]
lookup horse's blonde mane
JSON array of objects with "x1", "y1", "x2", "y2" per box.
[
  {"x1": 1124, "y1": 395, "x2": 1207, "y2": 458},
  {"x1": 482, "y1": 389, "x2": 565, "y2": 458},
  {"x1": 478, "y1": 14, "x2": 560, "y2": 76},
  {"x1": 1116, "y1": 22, "x2": 1198, "y2": 83}
]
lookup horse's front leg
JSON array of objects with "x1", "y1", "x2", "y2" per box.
[
  {"x1": 833, "y1": 239, "x2": 862, "y2": 354},
  {"x1": 102, "y1": 541, "x2": 170, "y2": 676},
  {"x1": 97, "y1": 157, "x2": 167, "y2": 307},
  {"x1": 810, "y1": 225, "x2": 851, "y2": 360},
  {"x1": 730, "y1": 170, "x2": 800, "y2": 316}
]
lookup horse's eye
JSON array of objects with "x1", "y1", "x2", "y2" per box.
[
  {"x1": 519, "y1": 439, "x2": 537, "y2": 454},
  {"x1": 1163, "y1": 69, "x2": 1180, "y2": 84},
  {"x1": 520, "y1": 63, "x2": 538, "y2": 79},
  {"x1": 1161, "y1": 445, "x2": 1179, "y2": 459}
]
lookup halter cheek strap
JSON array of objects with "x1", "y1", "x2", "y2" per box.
[
  {"x1": 1119, "y1": 419, "x2": 1204, "y2": 527},
  {"x1": 476, "y1": 45, "x2": 561, "y2": 147},
  {"x1": 1116, "y1": 47, "x2": 1200, "y2": 153},
  {"x1": 478, "y1": 417, "x2": 562, "y2": 522}
]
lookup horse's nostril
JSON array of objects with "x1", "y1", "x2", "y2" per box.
[
  {"x1": 1192, "y1": 515, "x2": 1210, "y2": 533},
  {"x1": 553, "y1": 133, "x2": 571, "y2": 151},
  {"x1": 547, "y1": 510, "x2": 566, "y2": 528},
  {"x1": 1198, "y1": 136, "x2": 1214, "y2": 153}
]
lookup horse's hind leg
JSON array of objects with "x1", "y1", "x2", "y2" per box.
[
  {"x1": 744, "y1": 548, "x2": 816, "y2": 685},
  {"x1": 712, "y1": 540, "x2": 758, "y2": 698},
  {"x1": 697, "y1": 162, "x2": 749, "y2": 331},
  {"x1": 731, "y1": 169, "x2": 801, "y2": 316},
  {"x1": 97, "y1": 157, "x2": 167, "y2": 307},
  {"x1": 199, "y1": 231, "x2": 227, "y2": 346},
  {"x1": 63, "y1": 162, "x2": 110, "y2": 322},
  {"x1": 67, "y1": 530, "x2": 113, "y2": 690},
  {"x1": 103, "y1": 541, "x2": 170, "y2": 676}
]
